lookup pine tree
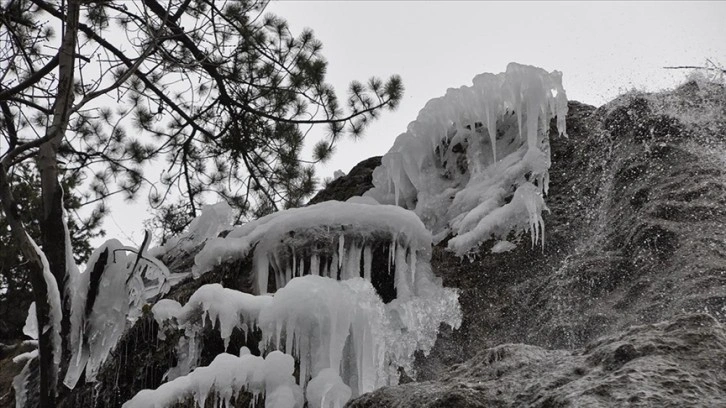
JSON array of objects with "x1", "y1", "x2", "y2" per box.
[
  {"x1": 0, "y1": 163, "x2": 104, "y2": 341},
  {"x1": 0, "y1": 0, "x2": 402, "y2": 405}
]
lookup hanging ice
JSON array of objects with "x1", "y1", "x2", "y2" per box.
[
  {"x1": 148, "y1": 274, "x2": 460, "y2": 407},
  {"x1": 193, "y1": 200, "x2": 432, "y2": 297},
  {"x1": 365, "y1": 63, "x2": 567, "y2": 255},
  {"x1": 64, "y1": 238, "x2": 171, "y2": 388}
]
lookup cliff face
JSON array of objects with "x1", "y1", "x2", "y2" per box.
[
  {"x1": 5, "y1": 80, "x2": 725, "y2": 408},
  {"x1": 346, "y1": 81, "x2": 726, "y2": 406}
]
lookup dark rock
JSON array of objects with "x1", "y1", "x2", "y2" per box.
[{"x1": 308, "y1": 156, "x2": 382, "y2": 204}]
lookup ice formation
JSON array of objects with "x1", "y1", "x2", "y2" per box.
[
  {"x1": 122, "y1": 348, "x2": 303, "y2": 408},
  {"x1": 26, "y1": 232, "x2": 63, "y2": 378},
  {"x1": 193, "y1": 200, "x2": 431, "y2": 298},
  {"x1": 12, "y1": 349, "x2": 37, "y2": 408},
  {"x1": 259, "y1": 277, "x2": 390, "y2": 395},
  {"x1": 149, "y1": 201, "x2": 234, "y2": 257},
  {"x1": 148, "y1": 274, "x2": 460, "y2": 406},
  {"x1": 306, "y1": 368, "x2": 351, "y2": 408},
  {"x1": 64, "y1": 238, "x2": 170, "y2": 388},
  {"x1": 365, "y1": 63, "x2": 568, "y2": 255},
  {"x1": 122, "y1": 64, "x2": 572, "y2": 408},
  {"x1": 151, "y1": 284, "x2": 273, "y2": 379}
]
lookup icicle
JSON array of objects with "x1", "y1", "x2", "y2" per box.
[
  {"x1": 322, "y1": 257, "x2": 329, "y2": 278},
  {"x1": 410, "y1": 250, "x2": 417, "y2": 290},
  {"x1": 285, "y1": 264, "x2": 292, "y2": 288},
  {"x1": 292, "y1": 247, "x2": 297, "y2": 277},
  {"x1": 363, "y1": 246, "x2": 372, "y2": 282},
  {"x1": 388, "y1": 239, "x2": 396, "y2": 274},
  {"x1": 254, "y1": 253, "x2": 270, "y2": 295},
  {"x1": 310, "y1": 254, "x2": 320, "y2": 276},
  {"x1": 345, "y1": 243, "x2": 362, "y2": 280},
  {"x1": 338, "y1": 234, "x2": 345, "y2": 270},
  {"x1": 330, "y1": 253, "x2": 339, "y2": 280},
  {"x1": 394, "y1": 244, "x2": 412, "y2": 300}
]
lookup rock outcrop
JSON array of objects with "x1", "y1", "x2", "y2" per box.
[
  {"x1": 350, "y1": 314, "x2": 726, "y2": 408},
  {"x1": 347, "y1": 80, "x2": 726, "y2": 405}
]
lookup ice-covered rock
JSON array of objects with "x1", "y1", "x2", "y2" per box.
[
  {"x1": 151, "y1": 274, "x2": 460, "y2": 403},
  {"x1": 193, "y1": 200, "x2": 432, "y2": 299}
]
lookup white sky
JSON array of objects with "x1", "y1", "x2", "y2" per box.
[{"x1": 100, "y1": 1, "x2": 726, "y2": 247}]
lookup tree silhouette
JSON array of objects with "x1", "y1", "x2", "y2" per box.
[{"x1": 0, "y1": 0, "x2": 402, "y2": 404}]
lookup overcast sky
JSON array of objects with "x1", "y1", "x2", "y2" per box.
[{"x1": 101, "y1": 1, "x2": 726, "y2": 247}]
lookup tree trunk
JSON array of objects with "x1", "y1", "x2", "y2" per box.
[{"x1": 35, "y1": 0, "x2": 81, "y2": 404}]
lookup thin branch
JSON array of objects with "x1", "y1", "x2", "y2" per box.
[
  {"x1": 0, "y1": 53, "x2": 59, "y2": 100},
  {"x1": 663, "y1": 65, "x2": 726, "y2": 74}
]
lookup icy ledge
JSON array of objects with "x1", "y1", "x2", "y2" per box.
[
  {"x1": 365, "y1": 62, "x2": 568, "y2": 255},
  {"x1": 193, "y1": 200, "x2": 432, "y2": 298}
]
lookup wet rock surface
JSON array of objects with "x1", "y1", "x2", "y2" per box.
[{"x1": 349, "y1": 314, "x2": 726, "y2": 408}]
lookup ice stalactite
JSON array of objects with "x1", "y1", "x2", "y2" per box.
[
  {"x1": 365, "y1": 63, "x2": 568, "y2": 255},
  {"x1": 193, "y1": 200, "x2": 432, "y2": 297},
  {"x1": 148, "y1": 274, "x2": 460, "y2": 406}
]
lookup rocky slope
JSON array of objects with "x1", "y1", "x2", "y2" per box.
[
  {"x1": 347, "y1": 80, "x2": 726, "y2": 405},
  {"x1": 350, "y1": 313, "x2": 726, "y2": 408}
]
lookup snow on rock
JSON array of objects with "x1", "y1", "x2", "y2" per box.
[
  {"x1": 491, "y1": 240, "x2": 517, "y2": 253},
  {"x1": 122, "y1": 348, "x2": 303, "y2": 408},
  {"x1": 149, "y1": 201, "x2": 234, "y2": 257},
  {"x1": 193, "y1": 200, "x2": 431, "y2": 297},
  {"x1": 365, "y1": 63, "x2": 567, "y2": 255},
  {"x1": 333, "y1": 170, "x2": 346, "y2": 180}
]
